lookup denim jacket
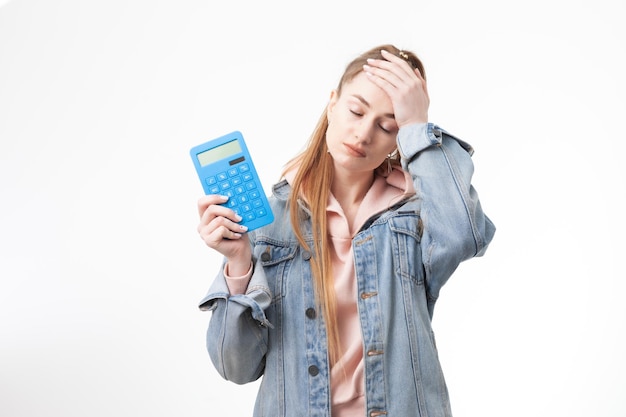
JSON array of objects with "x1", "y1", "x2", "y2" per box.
[{"x1": 199, "y1": 123, "x2": 496, "y2": 417}]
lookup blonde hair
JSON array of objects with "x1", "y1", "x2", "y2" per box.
[{"x1": 282, "y1": 44, "x2": 425, "y2": 366}]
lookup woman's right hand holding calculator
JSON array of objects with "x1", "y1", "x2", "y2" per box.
[{"x1": 197, "y1": 194, "x2": 252, "y2": 277}]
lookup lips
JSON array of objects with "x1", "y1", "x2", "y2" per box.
[{"x1": 344, "y1": 143, "x2": 366, "y2": 157}]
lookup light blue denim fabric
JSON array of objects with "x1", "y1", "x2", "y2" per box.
[{"x1": 199, "y1": 123, "x2": 496, "y2": 417}]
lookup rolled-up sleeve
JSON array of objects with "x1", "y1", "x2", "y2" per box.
[
  {"x1": 198, "y1": 257, "x2": 272, "y2": 384},
  {"x1": 397, "y1": 123, "x2": 496, "y2": 314}
]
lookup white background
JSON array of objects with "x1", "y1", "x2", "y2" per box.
[{"x1": 1, "y1": 0, "x2": 624, "y2": 416}]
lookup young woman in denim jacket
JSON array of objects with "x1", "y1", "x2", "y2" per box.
[{"x1": 196, "y1": 44, "x2": 496, "y2": 417}]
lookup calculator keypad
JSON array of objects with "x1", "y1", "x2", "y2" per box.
[{"x1": 205, "y1": 163, "x2": 269, "y2": 224}]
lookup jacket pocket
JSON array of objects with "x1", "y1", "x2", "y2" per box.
[
  {"x1": 388, "y1": 212, "x2": 424, "y2": 286},
  {"x1": 254, "y1": 239, "x2": 298, "y2": 299}
]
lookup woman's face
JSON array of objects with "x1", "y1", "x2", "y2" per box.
[{"x1": 325, "y1": 72, "x2": 398, "y2": 175}]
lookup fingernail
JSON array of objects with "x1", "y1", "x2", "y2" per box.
[
  {"x1": 240, "y1": 225, "x2": 248, "y2": 232},
  {"x1": 235, "y1": 214, "x2": 242, "y2": 221}
]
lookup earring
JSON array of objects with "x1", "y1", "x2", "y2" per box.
[{"x1": 386, "y1": 149, "x2": 399, "y2": 175}]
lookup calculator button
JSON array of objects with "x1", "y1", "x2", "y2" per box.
[
  {"x1": 231, "y1": 177, "x2": 242, "y2": 186},
  {"x1": 223, "y1": 190, "x2": 234, "y2": 198},
  {"x1": 256, "y1": 208, "x2": 268, "y2": 217},
  {"x1": 209, "y1": 185, "x2": 220, "y2": 194},
  {"x1": 252, "y1": 199, "x2": 263, "y2": 208},
  {"x1": 244, "y1": 212, "x2": 256, "y2": 222},
  {"x1": 238, "y1": 164, "x2": 250, "y2": 173},
  {"x1": 241, "y1": 203, "x2": 252, "y2": 212},
  {"x1": 220, "y1": 182, "x2": 231, "y2": 190},
  {"x1": 228, "y1": 168, "x2": 238, "y2": 177},
  {"x1": 245, "y1": 181, "x2": 257, "y2": 190},
  {"x1": 217, "y1": 172, "x2": 228, "y2": 181},
  {"x1": 249, "y1": 190, "x2": 260, "y2": 200},
  {"x1": 234, "y1": 186, "x2": 245, "y2": 194},
  {"x1": 206, "y1": 176, "x2": 217, "y2": 186},
  {"x1": 242, "y1": 173, "x2": 253, "y2": 182}
]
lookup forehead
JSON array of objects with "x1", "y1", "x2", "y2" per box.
[{"x1": 340, "y1": 72, "x2": 393, "y2": 114}]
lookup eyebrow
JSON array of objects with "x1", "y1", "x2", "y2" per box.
[{"x1": 351, "y1": 94, "x2": 395, "y2": 119}]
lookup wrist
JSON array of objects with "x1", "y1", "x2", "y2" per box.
[
  {"x1": 398, "y1": 116, "x2": 428, "y2": 128},
  {"x1": 225, "y1": 259, "x2": 253, "y2": 278}
]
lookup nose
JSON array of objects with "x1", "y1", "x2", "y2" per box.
[{"x1": 354, "y1": 120, "x2": 375, "y2": 143}]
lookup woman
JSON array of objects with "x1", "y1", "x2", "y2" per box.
[{"x1": 196, "y1": 44, "x2": 496, "y2": 417}]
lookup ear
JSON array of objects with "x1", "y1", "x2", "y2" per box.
[{"x1": 326, "y1": 89, "x2": 339, "y2": 121}]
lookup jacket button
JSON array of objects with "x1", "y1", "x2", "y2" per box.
[
  {"x1": 260, "y1": 252, "x2": 271, "y2": 262},
  {"x1": 302, "y1": 250, "x2": 312, "y2": 260},
  {"x1": 305, "y1": 308, "x2": 316, "y2": 319},
  {"x1": 360, "y1": 291, "x2": 378, "y2": 299},
  {"x1": 308, "y1": 365, "x2": 319, "y2": 376}
]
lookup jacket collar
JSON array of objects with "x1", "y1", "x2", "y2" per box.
[{"x1": 271, "y1": 178, "x2": 291, "y2": 202}]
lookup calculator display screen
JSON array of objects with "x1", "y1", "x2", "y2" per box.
[{"x1": 197, "y1": 139, "x2": 242, "y2": 167}]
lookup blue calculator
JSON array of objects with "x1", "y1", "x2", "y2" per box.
[{"x1": 190, "y1": 131, "x2": 274, "y2": 232}]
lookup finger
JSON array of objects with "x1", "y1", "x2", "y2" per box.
[
  {"x1": 378, "y1": 49, "x2": 417, "y2": 78},
  {"x1": 200, "y1": 225, "x2": 242, "y2": 249},
  {"x1": 363, "y1": 63, "x2": 403, "y2": 89},
  {"x1": 413, "y1": 67, "x2": 428, "y2": 93},
  {"x1": 198, "y1": 195, "x2": 243, "y2": 227},
  {"x1": 412, "y1": 67, "x2": 429, "y2": 98},
  {"x1": 208, "y1": 224, "x2": 244, "y2": 241},
  {"x1": 200, "y1": 205, "x2": 242, "y2": 233},
  {"x1": 364, "y1": 64, "x2": 421, "y2": 102},
  {"x1": 363, "y1": 61, "x2": 419, "y2": 93},
  {"x1": 413, "y1": 65, "x2": 426, "y2": 82},
  {"x1": 199, "y1": 215, "x2": 248, "y2": 243},
  {"x1": 197, "y1": 194, "x2": 228, "y2": 218},
  {"x1": 366, "y1": 58, "x2": 427, "y2": 94},
  {"x1": 211, "y1": 213, "x2": 247, "y2": 233},
  {"x1": 411, "y1": 68, "x2": 428, "y2": 98},
  {"x1": 217, "y1": 225, "x2": 246, "y2": 240}
]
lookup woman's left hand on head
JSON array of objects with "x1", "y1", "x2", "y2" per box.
[{"x1": 363, "y1": 49, "x2": 430, "y2": 128}]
